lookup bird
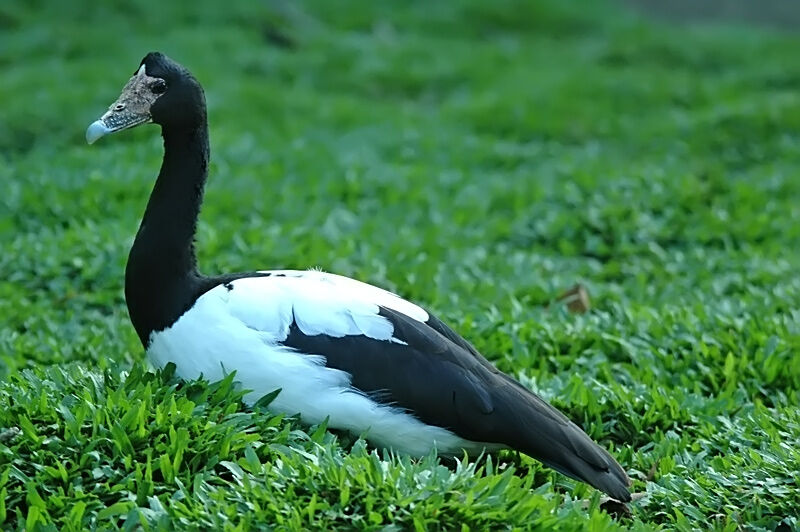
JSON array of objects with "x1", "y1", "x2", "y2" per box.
[{"x1": 86, "y1": 52, "x2": 631, "y2": 502}]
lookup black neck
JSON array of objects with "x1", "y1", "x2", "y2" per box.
[{"x1": 125, "y1": 122, "x2": 211, "y2": 345}]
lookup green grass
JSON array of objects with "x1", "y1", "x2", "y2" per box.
[{"x1": 1, "y1": 0, "x2": 799, "y2": 529}]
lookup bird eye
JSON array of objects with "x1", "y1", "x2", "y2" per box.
[{"x1": 151, "y1": 79, "x2": 167, "y2": 94}]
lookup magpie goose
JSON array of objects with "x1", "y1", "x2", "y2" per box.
[{"x1": 86, "y1": 52, "x2": 631, "y2": 502}]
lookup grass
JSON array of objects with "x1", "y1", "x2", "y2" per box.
[{"x1": 1, "y1": 0, "x2": 799, "y2": 529}]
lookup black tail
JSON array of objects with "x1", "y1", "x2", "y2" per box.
[
  {"x1": 417, "y1": 311, "x2": 630, "y2": 500},
  {"x1": 495, "y1": 378, "x2": 631, "y2": 502}
]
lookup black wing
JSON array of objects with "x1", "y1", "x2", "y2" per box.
[{"x1": 283, "y1": 306, "x2": 631, "y2": 501}]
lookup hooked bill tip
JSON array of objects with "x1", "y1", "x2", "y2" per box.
[{"x1": 86, "y1": 120, "x2": 111, "y2": 144}]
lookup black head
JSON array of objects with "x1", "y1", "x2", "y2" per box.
[{"x1": 86, "y1": 52, "x2": 206, "y2": 144}]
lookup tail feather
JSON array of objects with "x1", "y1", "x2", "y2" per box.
[
  {"x1": 495, "y1": 381, "x2": 631, "y2": 501},
  {"x1": 535, "y1": 424, "x2": 632, "y2": 502}
]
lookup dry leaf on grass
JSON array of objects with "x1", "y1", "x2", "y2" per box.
[{"x1": 556, "y1": 283, "x2": 591, "y2": 313}]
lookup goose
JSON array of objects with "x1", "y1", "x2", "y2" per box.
[{"x1": 86, "y1": 52, "x2": 631, "y2": 502}]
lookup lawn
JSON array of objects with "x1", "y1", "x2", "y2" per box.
[{"x1": 1, "y1": 0, "x2": 799, "y2": 530}]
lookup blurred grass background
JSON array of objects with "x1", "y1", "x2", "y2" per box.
[{"x1": 1, "y1": 0, "x2": 799, "y2": 530}]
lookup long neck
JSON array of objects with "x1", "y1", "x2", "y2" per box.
[{"x1": 125, "y1": 122, "x2": 210, "y2": 345}]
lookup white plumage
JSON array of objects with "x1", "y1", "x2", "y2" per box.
[{"x1": 147, "y1": 269, "x2": 499, "y2": 456}]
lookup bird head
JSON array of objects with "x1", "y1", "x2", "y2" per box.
[{"x1": 86, "y1": 52, "x2": 205, "y2": 144}]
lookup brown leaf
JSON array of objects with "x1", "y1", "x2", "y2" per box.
[{"x1": 557, "y1": 283, "x2": 591, "y2": 313}]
